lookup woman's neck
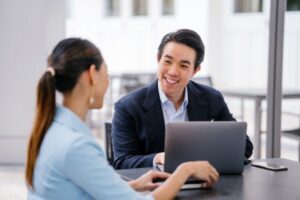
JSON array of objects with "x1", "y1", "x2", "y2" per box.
[{"x1": 63, "y1": 95, "x2": 88, "y2": 121}]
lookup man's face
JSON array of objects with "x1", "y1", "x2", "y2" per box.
[{"x1": 157, "y1": 41, "x2": 199, "y2": 99}]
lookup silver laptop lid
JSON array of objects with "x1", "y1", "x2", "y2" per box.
[{"x1": 164, "y1": 121, "x2": 247, "y2": 174}]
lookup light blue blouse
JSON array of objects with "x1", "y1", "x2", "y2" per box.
[{"x1": 28, "y1": 106, "x2": 153, "y2": 200}]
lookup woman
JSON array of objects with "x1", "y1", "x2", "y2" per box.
[{"x1": 25, "y1": 38, "x2": 219, "y2": 200}]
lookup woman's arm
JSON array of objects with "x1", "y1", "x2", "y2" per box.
[
  {"x1": 129, "y1": 161, "x2": 219, "y2": 200},
  {"x1": 152, "y1": 161, "x2": 219, "y2": 200}
]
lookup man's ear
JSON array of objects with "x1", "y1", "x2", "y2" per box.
[
  {"x1": 88, "y1": 64, "x2": 97, "y2": 85},
  {"x1": 193, "y1": 66, "x2": 201, "y2": 76}
]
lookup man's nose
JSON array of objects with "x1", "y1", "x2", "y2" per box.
[{"x1": 168, "y1": 65, "x2": 179, "y2": 76}]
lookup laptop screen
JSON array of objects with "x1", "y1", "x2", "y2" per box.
[{"x1": 164, "y1": 121, "x2": 247, "y2": 174}]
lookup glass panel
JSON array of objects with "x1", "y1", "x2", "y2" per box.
[
  {"x1": 208, "y1": 0, "x2": 270, "y2": 159},
  {"x1": 105, "y1": 0, "x2": 120, "y2": 16},
  {"x1": 287, "y1": 0, "x2": 300, "y2": 11},
  {"x1": 132, "y1": 0, "x2": 148, "y2": 16},
  {"x1": 162, "y1": 0, "x2": 174, "y2": 15},
  {"x1": 280, "y1": 2, "x2": 300, "y2": 161},
  {"x1": 234, "y1": 0, "x2": 263, "y2": 13}
]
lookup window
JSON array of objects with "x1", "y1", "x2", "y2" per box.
[
  {"x1": 287, "y1": 0, "x2": 300, "y2": 11},
  {"x1": 234, "y1": 0, "x2": 263, "y2": 13},
  {"x1": 162, "y1": 0, "x2": 174, "y2": 15},
  {"x1": 105, "y1": 0, "x2": 120, "y2": 16},
  {"x1": 132, "y1": 0, "x2": 148, "y2": 16}
]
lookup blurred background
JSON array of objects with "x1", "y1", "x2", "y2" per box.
[{"x1": 0, "y1": 0, "x2": 299, "y2": 198}]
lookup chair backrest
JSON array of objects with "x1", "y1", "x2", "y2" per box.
[
  {"x1": 192, "y1": 76, "x2": 213, "y2": 86},
  {"x1": 119, "y1": 73, "x2": 156, "y2": 94},
  {"x1": 104, "y1": 122, "x2": 114, "y2": 165}
]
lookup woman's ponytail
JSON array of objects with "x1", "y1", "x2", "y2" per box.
[{"x1": 25, "y1": 71, "x2": 56, "y2": 188}]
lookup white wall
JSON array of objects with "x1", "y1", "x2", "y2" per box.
[
  {"x1": 207, "y1": 0, "x2": 270, "y2": 88},
  {"x1": 0, "y1": 0, "x2": 66, "y2": 164},
  {"x1": 66, "y1": 0, "x2": 210, "y2": 75}
]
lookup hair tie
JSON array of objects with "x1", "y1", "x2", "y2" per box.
[{"x1": 46, "y1": 67, "x2": 55, "y2": 77}]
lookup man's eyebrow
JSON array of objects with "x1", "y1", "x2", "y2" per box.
[
  {"x1": 163, "y1": 54, "x2": 192, "y2": 65},
  {"x1": 180, "y1": 60, "x2": 192, "y2": 65},
  {"x1": 163, "y1": 55, "x2": 173, "y2": 59}
]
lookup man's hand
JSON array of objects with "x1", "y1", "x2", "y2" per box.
[{"x1": 154, "y1": 152, "x2": 165, "y2": 165}]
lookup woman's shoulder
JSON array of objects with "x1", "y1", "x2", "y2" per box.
[{"x1": 40, "y1": 121, "x2": 103, "y2": 163}]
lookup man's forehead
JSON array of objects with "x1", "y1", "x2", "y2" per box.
[{"x1": 162, "y1": 46, "x2": 195, "y2": 63}]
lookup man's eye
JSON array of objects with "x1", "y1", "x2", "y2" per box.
[{"x1": 181, "y1": 65, "x2": 188, "y2": 69}]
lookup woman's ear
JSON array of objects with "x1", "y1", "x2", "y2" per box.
[{"x1": 88, "y1": 64, "x2": 97, "y2": 85}]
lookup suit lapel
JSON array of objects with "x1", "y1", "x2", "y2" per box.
[
  {"x1": 142, "y1": 80, "x2": 165, "y2": 151},
  {"x1": 187, "y1": 82, "x2": 210, "y2": 121}
]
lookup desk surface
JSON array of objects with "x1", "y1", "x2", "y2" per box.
[{"x1": 116, "y1": 158, "x2": 300, "y2": 200}]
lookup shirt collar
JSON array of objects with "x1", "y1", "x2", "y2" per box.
[
  {"x1": 158, "y1": 80, "x2": 189, "y2": 108},
  {"x1": 54, "y1": 105, "x2": 91, "y2": 136}
]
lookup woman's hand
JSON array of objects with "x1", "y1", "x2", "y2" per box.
[
  {"x1": 152, "y1": 161, "x2": 219, "y2": 200},
  {"x1": 180, "y1": 161, "x2": 219, "y2": 188},
  {"x1": 129, "y1": 170, "x2": 170, "y2": 192}
]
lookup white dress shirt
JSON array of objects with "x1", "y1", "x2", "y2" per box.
[
  {"x1": 158, "y1": 82, "x2": 189, "y2": 123},
  {"x1": 152, "y1": 83, "x2": 189, "y2": 166}
]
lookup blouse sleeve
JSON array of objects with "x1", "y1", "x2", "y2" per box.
[{"x1": 63, "y1": 135, "x2": 154, "y2": 200}]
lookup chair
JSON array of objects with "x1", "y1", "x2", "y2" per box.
[
  {"x1": 119, "y1": 73, "x2": 156, "y2": 95},
  {"x1": 281, "y1": 110, "x2": 300, "y2": 161},
  {"x1": 104, "y1": 122, "x2": 114, "y2": 165},
  {"x1": 105, "y1": 73, "x2": 156, "y2": 121},
  {"x1": 282, "y1": 128, "x2": 300, "y2": 161}
]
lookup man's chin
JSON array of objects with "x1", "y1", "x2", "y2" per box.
[{"x1": 162, "y1": 88, "x2": 180, "y2": 96}]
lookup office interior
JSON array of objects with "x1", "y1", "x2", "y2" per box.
[{"x1": 0, "y1": 0, "x2": 299, "y2": 199}]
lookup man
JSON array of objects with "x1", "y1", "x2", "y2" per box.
[{"x1": 112, "y1": 29, "x2": 253, "y2": 169}]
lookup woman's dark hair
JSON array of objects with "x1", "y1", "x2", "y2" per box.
[
  {"x1": 157, "y1": 29, "x2": 205, "y2": 69},
  {"x1": 25, "y1": 38, "x2": 103, "y2": 188}
]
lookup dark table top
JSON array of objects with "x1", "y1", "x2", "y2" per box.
[{"x1": 116, "y1": 158, "x2": 300, "y2": 200}]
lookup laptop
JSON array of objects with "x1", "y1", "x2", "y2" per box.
[
  {"x1": 117, "y1": 121, "x2": 247, "y2": 189},
  {"x1": 162, "y1": 121, "x2": 247, "y2": 174}
]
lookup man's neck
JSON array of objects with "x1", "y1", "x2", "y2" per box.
[{"x1": 166, "y1": 92, "x2": 185, "y2": 111}]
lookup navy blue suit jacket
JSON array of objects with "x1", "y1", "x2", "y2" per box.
[{"x1": 112, "y1": 80, "x2": 253, "y2": 169}]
